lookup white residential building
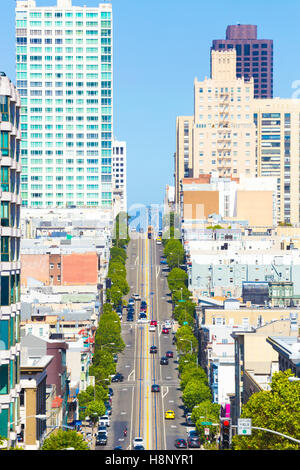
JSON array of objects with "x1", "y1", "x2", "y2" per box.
[
  {"x1": 112, "y1": 139, "x2": 127, "y2": 212},
  {"x1": 16, "y1": 0, "x2": 114, "y2": 209}
]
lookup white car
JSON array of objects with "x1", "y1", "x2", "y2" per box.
[
  {"x1": 138, "y1": 317, "x2": 148, "y2": 323},
  {"x1": 133, "y1": 293, "x2": 141, "y2": 301},
  {"x1": 133, "y1": 437, "x2": 144, "y2": 448},
  {"x1": 149, "y1": 325, "x2": 156, "y2": 332},
  {"x1": 98, "y1": 416, "x2": 110, "y2": 427},
  {"x1": 163, "y1": 320, "x2": 172, "y2": 329}
]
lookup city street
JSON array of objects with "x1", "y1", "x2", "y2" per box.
[{"x1": 96, "y1": 234, "x2": 190, "y2": 450}]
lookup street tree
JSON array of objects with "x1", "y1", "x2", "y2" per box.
[
  {"x1": 41, "y1": 429, "x2": 89, "y2": 450},
  {"x1": 232, "y1": 370, "x2": 300, "y2": 450},
  {"x1": 182, "y1": 379, "x2": 212, "y2": 411},
  {"x1": 192, "y1": 401, "x2": 221, "y2": 442}
]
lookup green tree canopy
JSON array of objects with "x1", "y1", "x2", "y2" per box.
[
  {"x1": 182, "y1": 379, "x2": 212, "y2": 411},
  {"x1": 110, "y1": 246, "x2": 127, "y2": 264},
  {"x1": 192, "y1": 401, "x2": 221, "y2": 441},
  {"x1": 180, "y1": 365, "x2": 208, "y2": 391},
  {"x1": 86, "y1": 400, "x2": 106, "y2": 424},
  {"x1": 232, "y1": 370, "x2": 300, "y2": 450},
  {"x1": 175, "y1": 325, "x2": 198, "y2": 354},
  {"x1": 178, "y1": 353, "x2": 198, "y2": 374},
  {"x1": 167, "y1": 267, "x2": 188, "y2": 292},
  {"x1": 42, "y1": 429, "x2": 89, "y2": 450}
]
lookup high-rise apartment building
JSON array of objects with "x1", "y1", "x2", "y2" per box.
[
  {"x1": 212, "y1": 24, "x2": 273, "y2": 99},
  {"x1": 112, "y1": 140, "x2": 127, "y2": 212},
  {"x1": 16, "y1": 0, "x2": 113, "y2": 209},
  {"x1": 175, "y1": 50, "x2": 256, "y2": 204},
  {"x1": 253, "y1": 99, "x2": 300, "y2": 224},
  {"x1": 0, "y1": 73, "x2": 22, "y2": 446}
]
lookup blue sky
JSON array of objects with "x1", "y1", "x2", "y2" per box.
[{"x1": 2, "y1": 0, "x2": 300, "y2": 208}]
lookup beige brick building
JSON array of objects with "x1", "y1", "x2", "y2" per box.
[{"x1": 175, "y1": 50, "x2": 256, "y2": 204}]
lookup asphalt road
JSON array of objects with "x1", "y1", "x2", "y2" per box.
[{"x1": 96, "y1": 233, "x2": 193, "y2": 451}]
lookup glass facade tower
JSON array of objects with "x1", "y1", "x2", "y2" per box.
[{"x1": 15, "y1": 0, "x2": 113, "y2": 208}]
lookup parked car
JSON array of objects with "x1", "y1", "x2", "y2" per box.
[
  {"x1": 166, "y1": 351, "x2": 173, "y2": 358},
  {"x1": 187, "y1": 435, "x2": 200, "y2": 448},
  {"x1": 133, "y1": 293, "x2": 141, "y2": 301},
  {"x1": 97, "y1": 425, "x2": 107, "y2": 434},
  {"x1": 174, "y1": 439, "x2": 187, "y2": 449},
  {"x1": 113, "y1": 354, "x2": 118, "y2": 363},
  {"x1": 186, "y1": 412, "x2": 193, "y2": 426},
  {"x1": 111, "y1": 373, "x2": 124, "y2": 382},
  {"x1": 108, "y1": 387, "x2": 114, "y2": 397},
  {"x1": 96, "y1": 431, "x2": 107, "y2": 446},
  {"x1": 160, "y1": 356, "x2": 168, "y2": 365},
  {"x1": 164, "y1": 320, "x2": 172, "y2": 329},
  {"x1": 98, "y1": 415, "x2": 110, "y2": 427}
]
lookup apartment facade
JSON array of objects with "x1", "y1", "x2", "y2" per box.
[
  {"x1": 180, "y1": 173, "x2": 277, "y2": 227},
  {"x1": 175, "y1": 50, "x2": 257, "y2": 203},
  {"x1": 0, "y1": 74, "x2": 22, "y2": 446},
  {"x1": 112, "y1": 140, "x2": 127, "y2": 213},
  {"x1": 253, "y1": 99, "x2": 300, "y2": 224},
  {"x1": 16, "y1": 0, "x2": 113, "y2": 209},
  {"x1": 212, "y1": 24, "x2": 273, "y2": 99}
]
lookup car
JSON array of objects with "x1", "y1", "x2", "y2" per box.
[
  {"x1": 111, "y1": 373, "x2": 124, "y2": 382},
  {"x1": 97, "y1": 425, "x2": 107, "y2": 434},
  {"x1": 134, "y1": 445, "x2": 145, "y2": 450},
  {"x1": 150, "y1": 345, "x2": 158, "y2": 354},
  {"x1": 133, "y1": 293, "x2": 141, "y2": 301},
  {"x1": 113, "y1": 354, "x2": 118, "y2": 363},
  {"x1": 186, "y1": 412, "x2": 193, "y2": 426},
  {"x1": 108, "y1": 387, "x2": 113, "y2": 397},
  {"x1": 104, "y1": 404, "x2": 112, "y2": 415},
  {"x1": 166, "y1": 351, "x2": 173, "y2": 358},
  {"x1": 128, "y1": 298, "x2": 135, "y2": 305},
  {"x1": 127, "y1": 307, "x2": 135, "y2": 313},
  {"x1": 127, "y1": 316, "x2": 134, "y2": 322},
  {"x1": 162, "y1": 328, "x2": 169, "y2": 334},
  {"x1": 133, "y1": 437, "x2": 144, "y2": 448},
  {"x1": 160, "y1": 356, "x2": 168, "y2": 365},
  {"x1": 151, "y1": 384, "x2": 160, "y2": 392},
  {"x1": 174, "y1": 439, "x2": 187, "y2": 449},
  {"x1": 139, "y1": 312, "x2": 147, "y2": 319},
  {"x1": 98, "y1": 415, "x2": 110, "y2": 427},
  {"x1": 165, "y1": 410, "x2": 175, "y2": 419},
  {"x1": 114, "y1": 446, "x2": 123, "y2": 450},
  {"x1": 188, "y1": 436, "x2": 201, "y2": 448},
  {"x1": 96, "y1": 431, "x2": 107, "y2": 446},
  {"x1": 164, "y1": 320, "x2": 172, "y2": 329},
  {"x1": 150, "y1": 320, "x2": 157, "y2": 327},
  {"x1": 160, "y1": 259, "x2": 168, "y2": 265},
  {"x1": 156, "y1": 240, "x2": 161, "y2": 245},
  {"x1": 140, "y1": 301, "x2": 147, "y2": 312},
  {"x1": 138, "y1": 317, "x2": 148, "y2": 323},
  {"x1": 149, "y1": 325, "x2": 156, "y2": 332}
]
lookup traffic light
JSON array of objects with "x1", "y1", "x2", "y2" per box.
[{"x1": 220, "y1": 418, "x2": 232, "y2": 449}]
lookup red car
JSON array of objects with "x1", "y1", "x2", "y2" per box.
[
  {"x1": 166, "y1": 351, "x2": 173, "y2": 358},
  {"x1": 162, "y1": 328, "x2": 169, "y2": 334},
  {"x1": 150, "y1": 320, "x2": 157, "y2": 327}
]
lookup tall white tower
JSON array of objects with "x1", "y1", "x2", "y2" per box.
[{"x1": 15, "y1": 0, "x2": 113, "y2": 209}]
